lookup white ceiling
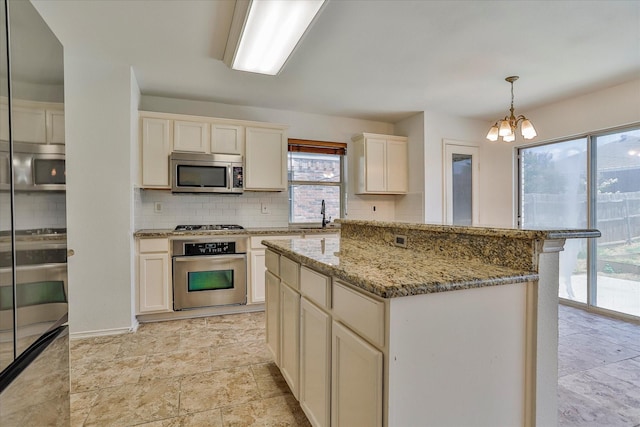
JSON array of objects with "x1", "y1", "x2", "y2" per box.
[{"x1": 32, "y1": 0, "x2": 640, "y2": 124}]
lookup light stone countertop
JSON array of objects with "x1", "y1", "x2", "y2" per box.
[
  {"x1": 262, "y1": 219, "x2": 601, "y2": 299},
  {"x1": 262, "y1": 236, "x2": 539, "y2": 298}
]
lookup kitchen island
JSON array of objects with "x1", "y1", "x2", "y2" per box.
[{"x1": 262, "y1": 220, "x2": 600, "y2": 427}]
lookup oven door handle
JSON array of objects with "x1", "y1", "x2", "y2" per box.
[{"x1": 173, "y1": 254, "x2": 246, "y2": 262}]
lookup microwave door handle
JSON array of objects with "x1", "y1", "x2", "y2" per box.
[{"x1": 227, "y1": 163, "x2": 233, "y2": 191}]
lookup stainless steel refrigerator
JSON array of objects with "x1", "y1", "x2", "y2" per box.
[{"x1": 0, "y1": 0, "x2": 69, "y2": 425}]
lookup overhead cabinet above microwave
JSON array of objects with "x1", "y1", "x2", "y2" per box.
[
  {"x1": 0, "y1": 99, "x2": 65, "y2": 145},
  {"x1": 138, "y1": 111, "x2": 287, "y2": 191}
]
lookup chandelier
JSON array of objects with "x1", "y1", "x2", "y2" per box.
[{"x1": 486, "y1": 76, "x2": 537, "y2": 142}]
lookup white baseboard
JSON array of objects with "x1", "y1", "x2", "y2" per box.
[{"x1": 70, "y1": 321, "x2": 138, "y2": 340}]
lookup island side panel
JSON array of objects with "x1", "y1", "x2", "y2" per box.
[
  {"x1": 386, "y1": 282, "x2": 532, "y2": 427},
  {"x1": 534, "y1": 240, "x2": 563, "y2": 427}
]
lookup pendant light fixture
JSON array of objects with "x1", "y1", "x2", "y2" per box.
[{"x1": 486, "y1": 76, "x2": 537, "y2": 142}]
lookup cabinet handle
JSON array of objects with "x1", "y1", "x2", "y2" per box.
[{"x1": 67, "y1": 249, "x2": 75, "y2": 257}]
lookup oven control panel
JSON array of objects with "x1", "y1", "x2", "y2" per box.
[{"x1": 183, "y1": 241, "x2": 236, "y2": 256}]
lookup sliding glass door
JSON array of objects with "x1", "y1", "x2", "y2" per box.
[{"x1": 519, "y1": 127, "x2": 640, "y2": 318}]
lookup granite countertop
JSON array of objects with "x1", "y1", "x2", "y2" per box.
[
  {"x1": 133, "y1": 226, "x2": 340, "y2": 238},
  {"x1": 337, "y1": 219, "x2": 601, "y2": 241},
  {"x1": 262, "y1": 237, "x2": 539, "y2": 299}
]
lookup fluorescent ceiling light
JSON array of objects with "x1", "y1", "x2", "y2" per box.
[{"x1": 224, "y1": 0, "x2": 325, "y2": 75}]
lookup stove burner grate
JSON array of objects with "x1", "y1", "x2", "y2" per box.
[{"x1": 174, "y1": 224, "x2": 244, "y2": 231}]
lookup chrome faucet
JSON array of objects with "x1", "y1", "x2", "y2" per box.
[{"x1": 321, "y1": 199, "x2": 330, "y2": 228}]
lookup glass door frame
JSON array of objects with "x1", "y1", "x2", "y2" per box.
[
  {"x1": 517, "y1": 124, "x2": 640, "y2": 322},
  {"x1": 443, "y1": 139, "x2": 480, "y2": 225}
]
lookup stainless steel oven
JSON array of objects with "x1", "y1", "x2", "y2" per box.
[
  {"x1": 172, "y1": 235, "x2": 247, "y2": 310},
  {"x1": 0, "y1": 230, "x2": 68, "y2": 351}
]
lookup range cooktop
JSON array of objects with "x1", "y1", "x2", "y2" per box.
[
  {"x1": 174, "y1": 224, "x2": 244, "y2": 231},
  {"x1": 0, "y1": 228, "x2": 67, "y2": 237}
]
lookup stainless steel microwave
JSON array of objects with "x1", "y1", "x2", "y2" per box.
[
  {"x1": 0, "y1": 142, "x2": 66, "y2": 192},
  {"x1": 170, "y1": 152, "x2": 244, "y2": 194}
]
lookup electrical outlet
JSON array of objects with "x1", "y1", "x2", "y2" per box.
[
  {"x1": 154, "y1": 202, "x2": 163, "y2": 213},
  {"x1": 261, "y1": 203, "x2": 270, "y2": 214},
  {"x1": 394, "y1": 234, "x2": 408, "y2": 248}
]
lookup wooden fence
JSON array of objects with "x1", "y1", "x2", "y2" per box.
[{"x1": 523, "y1": 192, "x2": 640, "y2": 245}]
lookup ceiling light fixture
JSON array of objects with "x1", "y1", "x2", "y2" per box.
[
  {"x1": 224, "y1": 0, "x2": 326, "y2": 76},
  {"x1": 486, "y1": 76, "x2": 537, "y2": 142}
]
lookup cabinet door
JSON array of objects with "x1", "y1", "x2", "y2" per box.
[
  {"x1": 364, "y1": 137, "x2": 386, "y2": 193},
  {"x1": 245, "y1": 127, "x2": 287, "y2": 191},
  {"x1": 300, "y1": 298, "x2": 331, "y2": 427},
  {"x1": 46, "y1": 110, "x2": 65, "y2": 144},
  {"x1": 10, "y1": 106, "x2": 47, "y2": 143},
  {"x1": 141, "y1": 117, "x2": 172, "y2": 188},
  {"x1": 266, "y1": 270, "x2": 280, "y2": 365},
  {"x1": 174, "y1": 120, "x2": 209, "y2": 153},
  {"x1": 138, "y1": 253, "x2": 171, "y2": 313},
  {"x1": 386, "y1": 139, "x2": 408, "y2": 193},
  {"x1": 280, "y1": 282, "x2": 300, "y2": 399},
  {"x1": 249, "y1": 249, "x2": 266, "y2": 304},
  {"x1": 332, "y1": 321, "x2": 383, "y2": 427},
  {"x1": 212, "y1": 123, "x2": 244, "y2": 155}
]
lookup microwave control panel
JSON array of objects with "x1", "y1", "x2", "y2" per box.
[{"x1": 233, "y1": 166, "x2": 243, "y2": 189}]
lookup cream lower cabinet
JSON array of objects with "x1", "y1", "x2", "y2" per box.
[
  {"x1": 266, "y1": 253, "x2": 384, "y2": 427},
  {"x1": 249, "y1": 236, "x2": 301, "y2": 305},
  {"x1": 280, "y1": 282, "x2": 300, "y2": 399},
  {"x1": 300, "y1": 298, "x2": 331, "y2": 427},
  {"x1": 265, "y1": 269, "x2": 280, "y2": 365},
  {"x1": 137, "y1": 238, "x2": 172, "y2": 314},
  {"x1": 331, "y1": 321, "x2": 383, "y2": 427}
]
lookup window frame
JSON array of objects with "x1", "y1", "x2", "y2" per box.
[{"x1": 287, "y1": 151, "x2": 346, "y2": 227}]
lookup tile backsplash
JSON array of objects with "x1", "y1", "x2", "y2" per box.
[
  {"x1": 0, "y1": 192, "x2": 66, "y2": 230},
  {"x1": 134, "y1": 189, "x2": 290, "y2": 230}
]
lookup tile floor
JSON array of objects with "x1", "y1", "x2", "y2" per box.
[
  {"x1": 70, "y1": 306, "x2": 640, "y2": 426},
  {"x1": 558, "y1": 305, "x2": 640, "y2": 426},
  {"x1": 70, "y1": 311, "x2": 310, "y2": 427}
]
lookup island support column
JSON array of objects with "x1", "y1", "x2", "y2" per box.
[{"x1": 529, "y1": 238, "x2": 565, "y2": 427}]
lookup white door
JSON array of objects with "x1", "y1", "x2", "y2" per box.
[{"x1": 444, "y1": 141, "x2": 479, "y2": 225}]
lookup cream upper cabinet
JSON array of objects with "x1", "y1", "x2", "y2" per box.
[
  {"x1": 212, "y1": 123, "x2": 244, "y2": 155},
  {"x1": 138, "y1": 111, "x2": 288, "y2": 190},
  {"x1": 245, "y1": 126, "x2": 287, "y2": 191},
  {"x1": 46, "y1": 110, "x2": 65, "y2": 144},
  {"x1": 140, "y1": 116, "x2": 172, "y2": 188},
  {"x1": 173, "y1": 120, "x2": 209, "y2": 153},
  {"x1": 0, "y1": 104, "x2": 46, "y2": 143},
  {"x1": 137, "y1": 238, "x2": 172, "y2": 314},
  {"x1": 352, "y1": 132, "x2": 408, "y2": 194},
  {"x1": 0, "y1": 101, "x2": 64, "y2": 144}
]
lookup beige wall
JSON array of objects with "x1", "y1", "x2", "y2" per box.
[
  {"x1": 65, "y1": 54, "x2": 138, "y2": 335},
  {"x1": 481, "y1": 79, "x2": 640, "y2": 228}
]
